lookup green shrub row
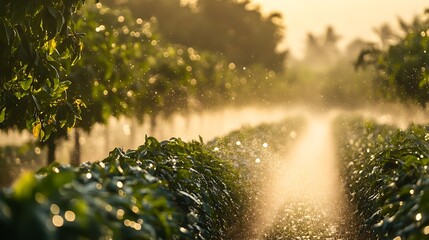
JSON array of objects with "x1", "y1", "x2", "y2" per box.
[
  {"x1": 335, "y1": 116, "x2": 429, "y2": 239},
  {"x1": 0, "y1": 137, "x2": 245, "y2": 240}
]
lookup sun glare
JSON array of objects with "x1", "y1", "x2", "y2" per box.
[{"x1": 251, "y1": 0, "x2": 429, "y2": 58}]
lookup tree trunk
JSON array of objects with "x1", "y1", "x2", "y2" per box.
[
  {"x1": 47, "y1": 136, "x2": 56, "y2": 165},
  {"x1": 70, "y1": 128, "x2": 81, "y2": 166}
]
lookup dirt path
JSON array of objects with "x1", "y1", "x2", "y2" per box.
[{"x1": 249, "y1": 113, "x2": 362, "y2": 239}]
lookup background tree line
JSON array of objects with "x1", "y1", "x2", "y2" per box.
[
  {"x1": 102, "y1": 0, "x2": 287, "y2": 72},
  {"x1": 0, "y1": 0, "x2": 290, "y2": 174}
]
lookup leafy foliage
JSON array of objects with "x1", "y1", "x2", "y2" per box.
[
  {"x1": 335, "y1": 116, "x2": 429, "y2": 239},
  {"x1": 68, "y1": 2, "x2": 281, "y2": 126},
  {"x1": 102, "y1": 0, "x2": 286, "y2": 72},
  {"x1": 0, "y1": 137, "x2": 245, "y2": 239},
  {"x1": 0, "y1": 0, "x2": 88, "y2": 140},
  {"x1": 356, "y1": 9, "x2": 429, "y2": 107},
  {"x1": 41, "y1": 1, "x2": 291, "y2": 161}
]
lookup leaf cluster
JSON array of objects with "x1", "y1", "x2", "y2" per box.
[
  {"x1": 65, "y1": 3, "x2": 282, "y2": 135},
  {"x1": 102, "y1": 0, "x2": 287, "y2": 72},
  {"x1": 335, "y1": 116, "x2": 429, "y2": 239},
  {"x1": 0, "y1": 0, "x2": 88, "y2": 140},
  {"x1": 355, "y1": 9, "x2": 429, "y2": 107},
  {"x1": 0, "y1": 136, "x2": 244, "y2": 239}
]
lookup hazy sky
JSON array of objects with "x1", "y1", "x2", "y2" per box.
[{"x1": 250, "y1": 0, "x2": 429, "y2": 58}]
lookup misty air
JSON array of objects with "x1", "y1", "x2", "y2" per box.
[{"x1": 1, "y1": 0, "x2": 429, "y2": 239}]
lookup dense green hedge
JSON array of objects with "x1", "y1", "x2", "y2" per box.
[
  {"x1": 0, "y1": 137, "x2": 245, "y2": 240},
  {"x1": 335, "y1": 116, "x2": 429, "y2": 239}
]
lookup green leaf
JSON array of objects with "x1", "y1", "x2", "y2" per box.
[
  {"x1": 13, "y1": 171, "x2": 37, "y2": 200},
  {"x1": 0, "y1": 107, "x2": 5, "y2": 123},
  {"x1": 71, "y1": 41, "x2": 82, "y2": 66},
  {"x1": 21, "y1": 76, "x2": 33, "y2": 91}
]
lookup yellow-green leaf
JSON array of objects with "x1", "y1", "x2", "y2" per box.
[
  {"x1": 48, "y1": 39, "x2": 56, "y2": 55},
  {"x1": 33, "y1": 122, "x2": 42, "y2": 138},
  {"x1": 13, "y1": 171, "x2": 37, "y2": 200},
  {"x1": 0, "y1": 108, "x2": 5, "y2": 123}
]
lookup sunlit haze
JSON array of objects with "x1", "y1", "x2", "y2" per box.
[{"x1": 251, "y1": 0, "x2": 429, "y2": 58}]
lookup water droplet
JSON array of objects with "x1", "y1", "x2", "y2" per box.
[
  {"x1": 35, "y1": 192, "x2": 46, "y2": 204},
  {"x1": 105, "y1": 204, "x2": 113, "y2": 212},
  {"x1": 131, "y1": 205, "x2": 139, "y2": 213},
  {"x1": 118, "y1": 189, "x2": 125, "y2": 196},
  {"x1": 423, "y1": 225, "x2": 429, "y2": 235},
  {"x1": 34, "y1": 147, "x2": 41, "y2": 155},
  {"x1": 236, "y1": 141, "x2": 241, "y2": 146},
  {"x1": 134, "y1": 223, "x2": 142, "y2": 230},
  {"x1": 228, "y1": 63, "x2": 236, "y2": 70},
  {"x1": 117, "y1": 181, "x2": 123, "y2": 188},
  {"x1": 255, "y1": 158, "x2": 261, "y2": 163},
  {"x1": 124, "y1": 219, "x2": 131, "y2": 227},
  {"x1": 262, "y1": 143, "x2": 268, "y2": 148},
  {"x1": 50, "y1": 204, "x2": 60, "y2": 215},
  {"x1": 52, "y1": 215, "x2": 64, "y2": 227},
  {"x1": 116, "y1": 209, "x2": 125, "y2": 220},
  {"x1": 416, "y1": 213, "x2": 423, "y2": 221},
  {"x1": 65, "y1": 210, "x2": 76, "y2": 222}
]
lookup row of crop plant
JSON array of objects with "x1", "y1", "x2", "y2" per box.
[
  {"x1": 335, "y1": 116, "x2": 429, "y2": 239},
  {"x1": 0, "y1": 117, "x2": 304, "y2": 239}
]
